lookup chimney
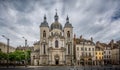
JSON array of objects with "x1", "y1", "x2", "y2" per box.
[
  {"x1": 80, "y1": 35, "x2": 82, "y2": 40},
  {"x1": 90, "y1": 37, "x2": 93, "y2": 44},
  {"x1": 96, "y1": 41, "x2": 100, "y2": 45},
  {"x1": 91, "y1": 37, "x2": 93, "y2": 42},
  {"x1": 73, "y1": 34, "x2": 76, "y2": 63},
  {"x1": 110, "y1": 39, "x2": 114, "y2": 49},
  {"x1": 74, "y1": 34, "x2": 76, "y2": 45}
]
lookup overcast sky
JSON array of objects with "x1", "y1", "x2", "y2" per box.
[{"x1": 0, "y1": 0, "x2": 120, "y2": 47}]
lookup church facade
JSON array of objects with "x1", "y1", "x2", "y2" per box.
[{"x1": 31, "y1": 12, "x2": 73, "y2": 65}]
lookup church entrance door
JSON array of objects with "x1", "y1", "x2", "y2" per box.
[
  {"x1": 54, "y1": 54, "x2": 59, "y2": 65},
  {"x1": 55, "y1": 59, "x2": 59, "y2": 65}
]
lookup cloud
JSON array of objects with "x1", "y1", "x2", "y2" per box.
[{"x1": 0, "y1": 0, "x2": 120, "y2": 47}]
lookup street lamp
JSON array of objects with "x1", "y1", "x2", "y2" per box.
[
  {"x1": 70, "y1": 42, "x2": 73, "y2": 66},
  {"x1": 83, "y1": 39, "x2": 85, "y2": 70},
  {"x1": 118, "y1": 41, "x2": 120, "y2": 65},
  {"x1": 22, "y1": 37, "x2": 27, "y2": 67},
  {"x1": 2, "y1": 35, "x2": 9, "y2": 68}
]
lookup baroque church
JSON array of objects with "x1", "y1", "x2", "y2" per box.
[{"x1": 31, "y1": 11, "x2": 73, "y2": 65}]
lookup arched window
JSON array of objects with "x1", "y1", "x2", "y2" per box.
[
  {"x1": 55, "y1": 40, "x2": 58, "y2": 48},
  {"x1": 43, "y1": 44, "x2": 46, "y2": 54},
  {"x1": 43, "y1": 30, "x2": 46, "y2": 37},
  {"x1": 68, "y1": 44, "x2": 70, "y2": 54},
  {"x1": 67, "y1": 31, "x2": 70, "y2": 37}
]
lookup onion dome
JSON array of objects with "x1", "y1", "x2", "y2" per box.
[
  {"x1": 54, "y1": 12, "x2": 59, "y2": 21},
  {"x1": 64, "y1": 16, "x2": 73, "y2": 28},
  {"x1": 40, "y1": 15, "x2": 49, "y2": 27}
]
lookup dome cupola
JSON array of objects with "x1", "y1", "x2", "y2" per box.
[
  {"x1": 50, "y1": 11, "x2": 62, "y2": 31},
  {"x1": 50, "y1": 22, "x2": 62, "y2": 31}
]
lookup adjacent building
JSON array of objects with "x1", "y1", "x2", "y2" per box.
[
  {"x1": 103, "y1": 45, "x2": 112, "y2": 65},
  {"x1": 0, "y1": 42, "x2": 15, "y2": 53},
  {"x1": 110, "y1": 40, "x2": 120, "y2": 65},
  {"x1": 95, "y1": 41, "x2": 104, "y2": 65},
  {"x1": 74, "y1": 35, "x2": 95, "y2": 66},
  {"x1": 16, "y1": 45, "x2": 34, "y2": 52}
]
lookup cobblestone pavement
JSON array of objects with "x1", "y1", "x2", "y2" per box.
[{"x1": 0, "y1": 66, "x2": 120, "y2": 70}]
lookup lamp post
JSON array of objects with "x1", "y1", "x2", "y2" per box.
[
  {"x1": 83, "y1": 39, "x2": 85, "y2": 70},
  {"x1": 70, "y1": 42, "x2": 73, "y2": 66},
  {"x1": 119, "y1": 45, "x2": 120, "y2": 65},
  {"x1": 22, "y1": 37, "x2": 27, "y2": 67},
  {"x1": 2, "y1": 35, "x2": 9, "y2": 68},
  {"x1": 118, "y1": 41, "x2": 120, "y2": 65}
]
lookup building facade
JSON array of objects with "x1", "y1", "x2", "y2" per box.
[
  {"x1": 31, "y1": 12, "x2": 73, "y2": 65},
  {"x1": 103, "y1": 46, "x2": 111, "y2": 65},
  {"x1": 109, "y1": 40, "x2": 119, "y2": 65},
  {"x1": 0, "y1": 42, "x2": 15, "y2": 53},
  {"x1": 16, "y1": 45, "x2": 34, "y2": 52},
  {"x1": 111, "y1": 48, "x2": 119, "y2": 65},
  {"x1": 95, "y1": 42, "x2": 104, "y2": 66},
  {"x1": 30, "y1": 12, "x2": 120, "y2": 66},
  {"x1": 75, "y1": 36, "x2": 95, "y2": 66}
]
